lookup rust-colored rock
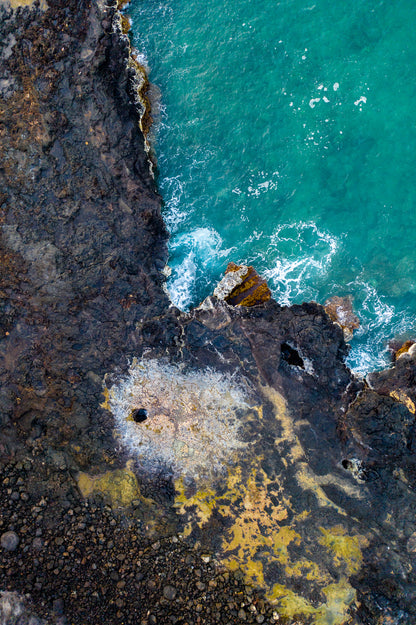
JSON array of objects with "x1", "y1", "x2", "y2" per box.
[
  {"x1": 213, "y1": 262, "x2": 271, "y2": 307},
  {"x1": 324, "y1": 295, "x2": 360, "y2": 341},
  {"x1": 392, "y1": 339, "x2": 416, "y2": 361}
]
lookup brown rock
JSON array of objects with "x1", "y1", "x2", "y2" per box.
[
  {"x1": 213, "y1": 262, "x2": 271, "y2": 307},
  {"x1": 392, "y1": 339, "x2": 416, "y2": 361},
  {"x1": 324, "y1": 295, "x2": 359, "y2": 341}
]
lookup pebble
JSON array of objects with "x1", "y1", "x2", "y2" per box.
[
  {"x1": 32, "y1": 537, "x2": 43, "y2": 551},
  {"x1": 162, "y1": 585, "x2": 177, "y2": 600},
  {"x1": 1, "y1": 531, "x2": 19, "y2": 551}
]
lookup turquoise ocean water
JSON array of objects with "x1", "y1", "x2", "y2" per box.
[{"x1": 129, "y1": 0, "x2": 416, "y2": 374}]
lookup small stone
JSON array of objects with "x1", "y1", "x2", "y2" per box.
[
  {"x1": 196, "y1": 581, "x2": 206, "y2": 591},
  {"x1": 163, "y1": 585, "x2": 177, "y2": 600},
  {"x1": 406, "y1": 532, "x2": 416, "y2": 553},
  {"x1": 256, "y1": 615, "x2": 265, "y2": 623},
  {"x1": 1, "y1": 531, "x2": 19, "y2": 551},
  {"x1": 32, "y1": 537, "x2": 43, "y2": 551},
  {"x1": 53, "y1": 598, "x2": 64, "y2": 615},
  {"x1": 238, "y1": 608, "x2": 247, "y2": 620}
]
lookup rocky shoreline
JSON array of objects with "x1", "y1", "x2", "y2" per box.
[{"x1": 1, "y1": 0, "x2": 416, "y2": 623}]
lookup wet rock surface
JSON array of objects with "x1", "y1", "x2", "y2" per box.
[
  {"x1": 324, "y1": 296, "x2": 360, "y2": 341},
  {"x1": 213, "y1": 262, "x2": 272, "y2": 307},
  {"x1": 1, "y1": 0, "x2": 416, "y2": 623}
]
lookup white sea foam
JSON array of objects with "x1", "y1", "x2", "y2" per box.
[
  {"x1": 263, "y1": 222, "x2": 339, "y2": 305},
  {"x1": 232, "y1": 170, "x2": 280, "y2": 199},
  {"x1": 167, "y1": 228, "x2": 234, "y2": 310},
  {"x1": 160, "y1": 175, "x2": 186, "y2": 230},
  {"x1": 345, "y1": 281, "x2": 414, "y2": 376},
  {"x1": 167, "y1": 253, "x2": 197, "y2": 310}
]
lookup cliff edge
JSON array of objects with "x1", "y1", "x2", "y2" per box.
[{"x1": 1, "y1": 1, "x2": 416, "y2": 624}]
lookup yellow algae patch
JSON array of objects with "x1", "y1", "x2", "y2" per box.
[
  {"x1": 1, "y1": 0, "x2": 47, "y2": 8},
  {"x1": 270, "y1": 526, "x2": 301, "y2": 566},
  {"x1": 100, "y1": 386, "x2": 111, "y2": 411},
  {"x1": 175, "y1": 479, "x2": 218, "y2": 537},
  {"x1": 389, "y1": 389, "x2": 416, "y2": 414},
  {"x1": 269, "y1": 584, "x2": 317, "y2": 619},
  {"x1": 77, "y1": 461, "x2": 150, "y2": 508},
  {"x1": 175, "y1": 461, "x2": 288, "y2": 587},
  {"x1": 319, "y1": 526, "x2": 368, "y2": 575},
  {"x1": 173, "y1": 383, "x2": 367, "y2": 625},
  {"x1": 269, "y1": 578, "x2": 356, "y2": 625},
  {"x1": 262, "y1": 385, "x2": 304, "y2": 463}
]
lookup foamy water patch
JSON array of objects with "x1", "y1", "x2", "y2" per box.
[
  {"x1": 104, "y1": 359, "x2": 251, "y2": 479},
  {"x1": 167, "y1": 227, "x2": 236, "y2": 310},
  {"x1": 262, "y1": 222, "x2": 339, "y2": 305},
  {"x1": 346, "y1": 282, "x2": 414, "y2": 376},
  {"x1": 160, "y1": 175, "x2": 187, "y2": 231}
]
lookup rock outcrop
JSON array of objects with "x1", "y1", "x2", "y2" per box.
[
  {"x1": 324, "y1": 295, "x2": 360, "y2": 341},
  {"x1": 213, "y1": 262, "x2": 272, "y2": 306},
  {"x1": 1, "y1": 0, "x2": 416, "y2": 624}
]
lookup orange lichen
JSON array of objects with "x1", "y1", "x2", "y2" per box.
[
  {"x1": 394, "y1": 339, "x2": 415, "y2": 360},
  {"x1": 216, "y1": 262, "x2": 271, "y2": 307}
]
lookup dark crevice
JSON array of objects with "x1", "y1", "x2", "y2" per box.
[
  {"x1": 281, "y1": 342, "x2": 304, "y2": 369},
  {"x1": 131, "y1": 408, "x2": 148, "y2": 423}
]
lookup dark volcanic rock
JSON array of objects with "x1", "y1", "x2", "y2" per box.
[
  {"x1": 1, "y1": 0, "x2": 416, "y2": 623},
  {"x1": 0, "y1": 0, "x2": 169, "y2": 470}
]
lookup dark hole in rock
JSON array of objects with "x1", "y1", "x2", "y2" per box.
[
  {"x1": 281, "y1": 342, "x2": 304, "y2": 369},
  {"x1": 342, "y1": 459, "x2": 351, "y2": 470},
  {"x1": 131, "y1": 408, "x2": 148, "y2": 423}
]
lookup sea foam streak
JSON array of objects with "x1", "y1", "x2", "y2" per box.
[
  {"x1": 262, "y1": 221, "x2": 339, "y2": 305},
  {"x1": 345, "y1": 282, "x2": 414, "y2": 376},
  {"x1": 167, "y1": 227, "x2": 236, "y2": 310}
]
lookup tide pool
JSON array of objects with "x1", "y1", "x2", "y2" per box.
[{"x1": 129, "y1": 0, "x2": 416, "y2": 373}]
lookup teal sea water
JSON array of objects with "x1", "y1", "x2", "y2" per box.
[{"x1": 129, "y1": 0, "x2": 416, "y2": 374}]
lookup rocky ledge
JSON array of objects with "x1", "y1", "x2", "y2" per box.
[{"x1": 1, "y1": 0, "x2": 416, "y2": 624}]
